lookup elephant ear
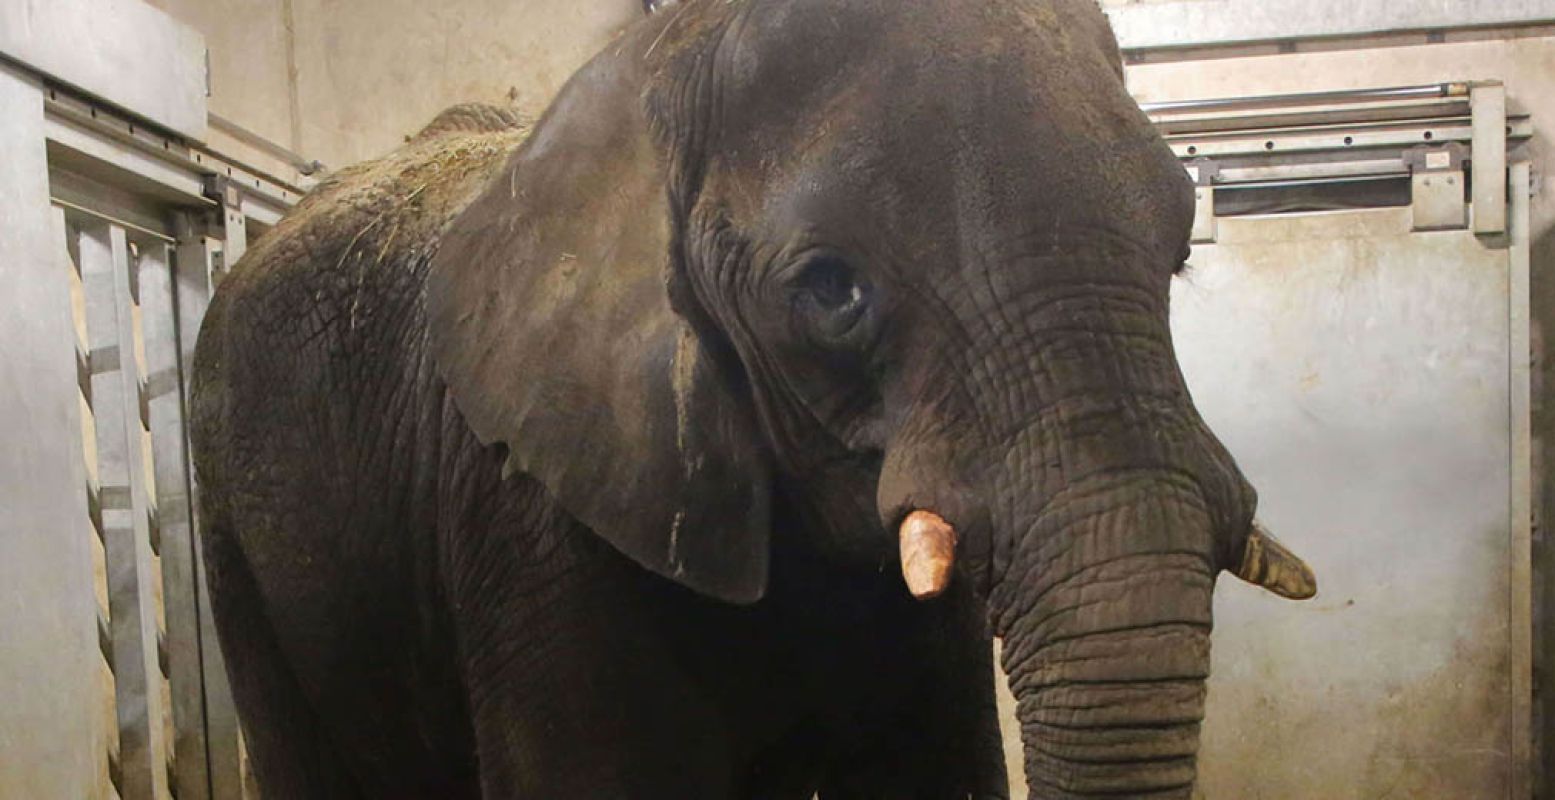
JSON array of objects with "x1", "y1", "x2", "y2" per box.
[{"x1": 427, "y1": 34, "x2": 771, "y2": 603}]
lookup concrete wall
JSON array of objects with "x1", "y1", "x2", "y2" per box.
[
  {"x1": 145, "y1": 0, "x2": 640, "y2": 168},
  {"x1": 287, "y1": 0, "x2": 637, "y2": 166}
]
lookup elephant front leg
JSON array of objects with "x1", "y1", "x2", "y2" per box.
[{"x1": 443, "y1": 486, "x2": 734, "y2": 797}]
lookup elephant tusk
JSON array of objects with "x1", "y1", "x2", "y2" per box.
[
  {"x1": 899, "y1": 510, "x2": 957, "y2": 600},
  {"x1": 1233, "y1": 519, "x2": 1317, "y2": 600}
]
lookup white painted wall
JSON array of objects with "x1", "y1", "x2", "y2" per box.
[{"x1": 146, "y1": 0, "x2": 639, "y2": 169}]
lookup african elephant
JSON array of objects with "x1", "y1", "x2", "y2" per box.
[{"x1": 189, "y1": 0, "x2": 1317, "y2": 796}]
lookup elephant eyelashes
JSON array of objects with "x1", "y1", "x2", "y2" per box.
[{"x1": 790, "y1": 254, "x2": 871, "y2": 344}]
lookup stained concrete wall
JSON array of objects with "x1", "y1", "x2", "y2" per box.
[
  {"x1": 286, "y1": 0, "x2": 638, "y2": 166},
  {"x1": 145, "y1": 0, "x2": 639, "y2": 168}
]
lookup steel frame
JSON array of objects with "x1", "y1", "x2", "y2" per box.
[{"x1": 1152, "y1": 82, "x2": 1531, "y2": 242}]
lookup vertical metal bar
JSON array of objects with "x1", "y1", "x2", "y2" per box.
[
  {"x1": 215, "y1": 199, "x2": 254, "y2": 800},
  {"x1": 204, "y1": 623, "x2": 245, "y2": 800},
  {"x1": 1508, "y1": 160, "x2": 1533, "y2": 799},
  {"x1": 63, "y1": 207, "x2": 122, "y2": 799},
  {"x1": 171, "y1": 215, "x2": 244, "y2": 800},
  {"x1": 1190, "y1": 185, "x2": 1216, "y2": 244},
  {"x1": 1471, "y1": 82, "x2": 1507, "y2": 237},
  {"x1": 140, "y1": 235, "x2": 211, "y2": 800},
  {"x1": 221, "y1": 202, "x2": 247, "y2": 269},
  {"x1": 0, "y1": 60, "x2": 107, "y2": 800},
  {"x1": 80, "y1": 221, "x2": 172, "y2": 800}
]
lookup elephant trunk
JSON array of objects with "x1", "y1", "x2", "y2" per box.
[
  {"x1": 991, "y1": 473, "x2": 1219, "y2": 798},
  {"x1": 878, "y1": 273, "x2": 1316, "y2": 795},
  {"x1": 919, "y1": 368, "x2": 1236, "y2": 796}
]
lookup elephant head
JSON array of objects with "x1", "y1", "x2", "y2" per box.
[{"x1": 429, "y1": 0, "x2": 1316, "y2": 794}]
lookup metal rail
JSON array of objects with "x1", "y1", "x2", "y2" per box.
[
  {"x1": 1157, "y1": 81, "x2": 1524, "y2": 245},
  {"x1": 208, "y1": 111, "x2": 324, "y2": 177},
  {"x1": 1140, "y1": 83, "x2": 1466, "y2": 116},
  {"x1": 42, "y1": 82, "x2": 309, "y2": 226},
  {"x1": 1109, "y1": 0, "x2": 1555, "y2": 55}
]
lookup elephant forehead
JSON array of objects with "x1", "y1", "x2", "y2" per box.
[
  {"x1": 714, "y1": 0, "x2": 1123, "y2": 138},
  {"x1": 697, "y1": 8, "x2": 1188, "y2": 264},
  {"x1": 708, "y1": 118, "x2": 1188, "y2": 289}
]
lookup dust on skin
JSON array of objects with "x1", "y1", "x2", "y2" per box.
[
  {"x1": 668, "y1": 326, "x2": 702, "y2": 574},
  {"x1": 238, "y1": 102, "x2": 533, "y2": 300},
  {"x1": 212, "y1": 102, "x2": 532, "y2": 484}
]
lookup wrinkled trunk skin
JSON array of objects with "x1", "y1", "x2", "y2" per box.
[
  {"x1": 963, "y1": 288, "x2": 1231, "y2": 796},
  {"x1": 994, "y1": 479, "x2": 1215, "y2": 796},
  {"x1": 877, "y1": 252, "x2": 1243, "y2": 795},
  {"x1": 986, "y1": 419, "x2": 1223, "y2": 798}
]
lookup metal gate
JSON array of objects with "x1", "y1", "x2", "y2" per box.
[{"x1": 1, "y1": 58, "x2": 298, "y2": 799}]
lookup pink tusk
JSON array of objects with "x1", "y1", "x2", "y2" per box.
[{"x1": 899, "y1": 510, "x2": 957, "y2": 600}]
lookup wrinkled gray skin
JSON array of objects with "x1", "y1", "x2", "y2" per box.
[{"x1": 192, "y1": 1, "x2": 1274, "y2": 796}]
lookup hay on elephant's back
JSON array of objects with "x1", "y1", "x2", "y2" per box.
[
  {"x1": 238, "y1": 103, "x2": 532, "y2": 286},
  {"x1": 317, "y1": 101, "x2": 532, "y2": 231}
]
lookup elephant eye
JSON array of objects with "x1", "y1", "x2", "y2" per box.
[
  {"x1": 797, "y1": 255, "x2": 860, "y2": 308},
  {"x1": 791, "y1": 255, "x2": 869, "y2": 341}
]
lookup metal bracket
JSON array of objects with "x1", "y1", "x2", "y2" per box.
[
  {"x1": 203, "y1": 175, "x2": 247, "y2": 273},
  {"x1": 1407, "y1": 143, "x2": 1468, "y2": 232},
  {"x1": 1186, "y1": 161, "x2": 1219, "y2": 244}
]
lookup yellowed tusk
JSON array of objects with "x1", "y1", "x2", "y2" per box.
[
  {"x1": 1234, "y1": 519, "x2": 1318, "y2": 600},
  {"x1": 900, "y1": 510, "x2": 957, "y2": 600}
]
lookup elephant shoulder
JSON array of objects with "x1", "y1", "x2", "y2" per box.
[
  {"x1": 220, "y1": 107, "x2": 531, "y2": 307},
  {"x1": 190, "y1": 105, "x2": 532, "y2": 475}
]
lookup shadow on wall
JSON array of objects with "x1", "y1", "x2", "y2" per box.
[
  {"x1": 992, "y1": 641, "x2": 1024, "y2": 798},
  {"x1": 1533, "y1": 219, "x2": 1554, "y2": 800}
]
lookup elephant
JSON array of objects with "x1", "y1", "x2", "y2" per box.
[{"x1": 189, "y1": 0, "x2": 1318, "y2": 796}]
